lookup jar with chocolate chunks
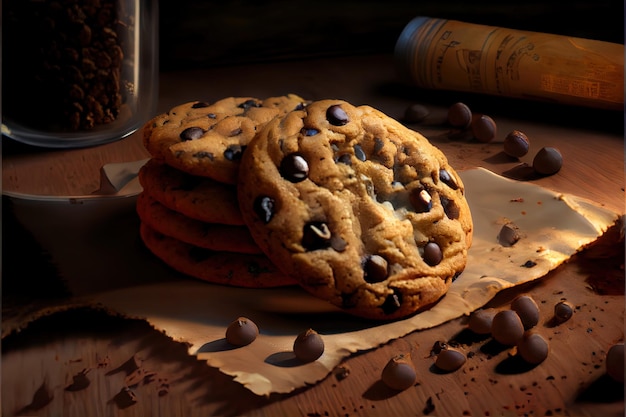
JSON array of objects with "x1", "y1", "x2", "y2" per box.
[{"x1": 2, "y1": 0, "x2": 158, "y2": 148}]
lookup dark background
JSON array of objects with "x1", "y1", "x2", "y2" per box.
[{"x1": 158, "y1": 0, "x2": 624, "y2": 71}]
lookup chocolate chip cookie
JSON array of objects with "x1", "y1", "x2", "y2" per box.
[
  {"x1": 143, "y1": 94, "x2": 309, "y2": 184},
  {"x1": 138, "y1": 158, "x2": 244, "y2": 225},
  {"x1": 139, "y1": 223, "x2": 296, "y2": 288},
  {"x1": 237, "y1": 99, "x2": 473, "y2": 320},
  {"x1": 136, "y1": 192, "x2": 261, "y2": 254}
]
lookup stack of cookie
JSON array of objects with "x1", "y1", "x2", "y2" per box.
[
  {"x1": 138, "y1": 96, "x2": 474, "y2": 320},
  {"x1": 137, "y1": 95, "x2": 309, "y2": 288}
]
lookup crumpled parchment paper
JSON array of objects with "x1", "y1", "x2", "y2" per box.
[{"x1": 86, "y1": 167, "x2": 619, "y2": 396}]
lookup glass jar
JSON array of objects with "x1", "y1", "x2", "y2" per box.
[{"x1": 2, "y1": 0, "x2": 159, "y2": 148}]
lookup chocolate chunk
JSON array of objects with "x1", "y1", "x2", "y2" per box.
[
  {"x1": 301, "y1": 127, "x2": 319, "y2": 136},
  {"x1": 381, "y1": 289, "x2": 402, "y2": 315},
  {"x1": 440, "y1": 196, "x2": 459, "y2": 219},
  {"x1": 409, "y1": 187, "x2": 432, "y2": 213},
  {"x1": 302, "y1": 221, "x2": 332, "y2": 250},
  {"x1": 238, "y1": 99, "x2": 261, "y2": 110},
  {"x1": 223, "y1": 144, "x2": 245, "y2": 161},
  {"x1": 228, "y1": 128, "x2": 243, "y2": 137},
  {"x1": 180, "y1": 126, "x2": 204, "y2": 141},
  {"x1": 326, "y1": 104, "x2": 349, "y2": 126},
  {"x1": 439, "y1": 169, "x2": 459, "y2": 190},
  {"x1": 423, "y1": 242, "x2": 443, "y2": 266},
  {"x1": 191, "y1": 101, "x2": 210, "y2": 108},
  {"x1": 279, "y1": 153, "x2": 309, "y2": 182},
  {"x1": 497, "y1": 223, "x2": 520, "y2": 247},
  {"x1": 364, "y1": 254, "x2": 388, "y2": 283},
  {"x1": 253, "y1": 196, "x2": 275, "y2": 223}
]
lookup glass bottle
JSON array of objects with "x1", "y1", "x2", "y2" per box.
[{"x1": 395, "y1": 17, "x2": 624, "y2": 111}]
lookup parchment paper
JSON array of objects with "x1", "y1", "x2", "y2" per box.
[{"x1": 83, "y1": 168, "x2": 619, "y2": 396}]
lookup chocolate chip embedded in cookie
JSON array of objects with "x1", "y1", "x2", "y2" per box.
[
  {"x1": 138, "y1": 158, "x2": 244, "y2": 225},
  {"x1": 143, "y1": 94, "x2": 309, "y2": 184},
  {"x1": 237, "y1": 99, "x2": 473, "y2": 320}
]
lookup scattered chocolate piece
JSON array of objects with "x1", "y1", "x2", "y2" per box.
[
  {"x1": 435, "y1": 348, "x2": 466, "y2": 372},
  {"x1": 447, "y1": 102, "x2": 472, "y2": 128},
  {"x1": 65, "y1": 369, "x2": 91, "y2": 391},
  {"x1": 491, "y1": 310, "x2": 524, "y2": 345},
  {"x1": 498, "y1": 223, "x2": 521, "y2": 247},
  {"x1": 381, "y1": 353, "x2": 417, "y2": 390},
  {"x1": 468, "y1": 308, "x2": 497, "y2": 335},
  {"x1": 503, "y1": 130, "x2": 530, "y2": 158},
  {"x1": 553, "y1": 301, "x2": 574, "y2": 323},
  {"x1": 533, "y1": 147, "x2": 563, "y2": 175},
  {"x1": 511, "y1": 295, "x2": 540, "y2": 330},
  {"x1": 409, "y1": 187, "x2": 432, "y2": 213},
  {"x1": 404, "y1": 103, "x2": 430, "y2": 123},
  {"x1": 430, "y1": 340, "x2": 448, "y2": 356},
  {"x1": 225, "y1": 317, "x2": 259, "y2": 346},
  {"x1": 471, "y1": 114, "x2": 497, "y2": 143},
  {"x1": 517, "y1": 332, "x2": 549, "y2": 364},
  {"x1": 113, "y1": 387, "x2": 137, "y2": 409},
  {"x1": 606, "y1": 343, "x2": 624, "y2": 383},
  {"x1": 293, "y1": 329, "x2": 325, "y2": 362}
]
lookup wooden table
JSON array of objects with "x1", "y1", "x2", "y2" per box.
[{"x1": 2, "y1": 54, "x2": 624, "y2": 417}]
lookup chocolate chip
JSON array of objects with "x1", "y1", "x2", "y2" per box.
[
  {"x1": 336, "y1": 153, "x2": 352, "y2": 165},
  {"x1": 353, "y1": 144, "x2": 367, "y2": 161},
  {"x1": 440, "y1": 196, "x2": 459, "y2": 219},
  {"x1": 180, "y1": 126, "x2": 204, "y2": 141},
  {"x1": 497, "y1": 223, "x2": 520, "y2": 247},
  {"x1": 364, "y1": 255, "x2": 388, "y2": 283},
  {"x1": 223, "y1": 144, "x2": 245, "y2": 161},
  {"x1": 238, "y1": 99, "x2": 261, "y2": 110},
  {"x1": 326, "y1": 104, "x2": 349, "y2": 126},
  {"x1": 447, "y1": 102, "x2": 472, "y2": 128},
  {"x1": 301, "y1": 127, "x2": 319, "y2": 136},
  {"x1": 439, "y1": 169, "x2": 459, "y2": 190},
  {"x1": 404, "y1": 103, "x2": 430, "y2": 123},
  {"x1": 191, "y1": 101, "x2": 210, "y2": 108},
  {"x1": 191, "y1": 151, "x2": 214, "y2": 160},
  {"x1": 228, "y1": 128, "x2": 243, "y2": 137},
  {"x1": 471, "y1": 114, "x2": 497, "y2": 143},
  {"x1": 409, "y1": 187, "x2": 432, "y2": 213},
  {"x1": 374, "y1": 138, "x2": 385, "y2": 154},
  {"x1": 532, "y1": 147, "x2": 563, "y2": 176},
  {"x1": 330, "y1": 235, "x2": 348, "y2": 252},
  {"x1": 381, "y1": 290, "x2": 402, "y2": 315},
  {"x1": 503, "y1": 130, "x2": 530, "y2": 158},
  {"x1": 253, "y1": 196, "x2": 275, "y2": 223},
  {"x1": 423, "y1": 242, "x2": 443, "y2": 266},
  {"x1": 279, "y1": 153, "x2": 309, "y2": 182},
  {"x1": 302, "y1": 221, "x2": 332, "y2": 250},
  {"x1": 208, "y1": 113, "x2": 217, "y2": 119}
]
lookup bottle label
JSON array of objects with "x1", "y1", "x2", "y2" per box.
[{"x1": 401, "y1": 18, "x2": 624, "y2": 110}]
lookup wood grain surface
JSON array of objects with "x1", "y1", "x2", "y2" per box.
[{"x1": 2, "y1": 54, "x2": 624, "y2": 417}]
